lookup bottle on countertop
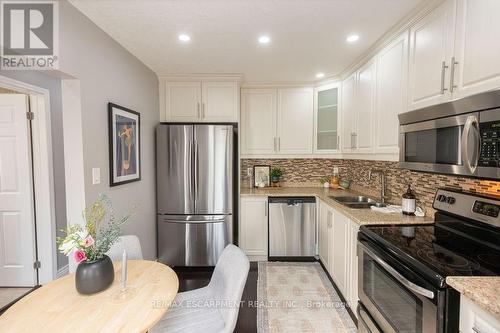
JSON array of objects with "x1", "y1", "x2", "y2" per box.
[{"x1": 402, "y1": 185, "x2": 416, "y2": 216}]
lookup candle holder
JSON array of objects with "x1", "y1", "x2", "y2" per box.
[{"x1": 111, "y1": 250, "x2": 137, "y2": 303}]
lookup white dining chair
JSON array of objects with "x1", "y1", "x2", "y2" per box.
[
  {"x1": 150, "y1": 244, "x2": 250, "y2": 333},
  {"x1": 106, "y1": 235, "x2": 143, "y2": 261}
]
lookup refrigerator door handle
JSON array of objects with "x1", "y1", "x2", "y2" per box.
[
  {"x1": 194, "y1": 139, "x2": 199, "y2": 205},
  {"x1": 189, "y1": 139, "x2": 193, "y2": 200}
]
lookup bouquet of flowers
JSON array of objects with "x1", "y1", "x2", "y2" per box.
[{"x1": 57, "y1": 194, "x2": 132, "y2": 264}]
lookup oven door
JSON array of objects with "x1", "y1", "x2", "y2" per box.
[
  {"x1": 358, "y1": 240, "x2": 439, "y2": 333},
  {"x1": 399, "y1": 112, "x2": 480, "y2": 177}
]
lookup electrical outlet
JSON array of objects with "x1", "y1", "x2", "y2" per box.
[
  {"x1": 333, "y1": 166, "x2": 339, "y2": 174},
  {"x1": 247, "y1": 167, "x2": 253, "y2": 176}
]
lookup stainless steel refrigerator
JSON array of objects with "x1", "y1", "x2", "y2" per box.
[{"x1": 156, "y1": 124, "x2": 235, "y2": 266}]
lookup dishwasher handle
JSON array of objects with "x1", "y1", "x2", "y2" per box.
[{"x1": 268, "y1": 197, "x2": 316, "y2": 205}]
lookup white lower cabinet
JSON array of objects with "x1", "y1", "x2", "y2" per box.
[
  {"x1": 318, "y1": 201, "x2": 331, "y2": 265},
  {"x1": 460, "y1": 296, "x2": 500, "y2": 333},
  {"x1": 331, "y1": 210, "x2": 349, "y2": 296},
  {"x1": 318, "y1": 199, "x2": 359, "y2": 317},
  {"x1": 240, "y1": 197, "x2": 268, "y2": 258}
]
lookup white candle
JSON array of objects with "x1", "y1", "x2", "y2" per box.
[{"x1": 121, "y1": 249, "x2": 127, "y2": 290}]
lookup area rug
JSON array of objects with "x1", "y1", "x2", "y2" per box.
[{"x1": 257, "y1": 262, "x2": 357, "y2": 333}]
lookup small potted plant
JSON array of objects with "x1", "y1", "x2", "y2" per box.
[
  {"x1": 270, "y1": 167, "x2": 283, "y2": 186},
  {"x1": 57, "y1": 194, "x2": 133, "y2": 295}
]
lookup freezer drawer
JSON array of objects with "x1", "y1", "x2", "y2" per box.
[
  {"x1": 269, "y1": 197, "x2": 316, "y2": 257},
  {"x1": 157, "y1": 215, "x2": 233, "y2": 266}
]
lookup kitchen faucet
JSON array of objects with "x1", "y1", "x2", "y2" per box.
[{"x1": 368, "y1": 169, "x2": 387, "y2": 205}]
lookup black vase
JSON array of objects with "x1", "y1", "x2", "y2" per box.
[{"x1": 75, "y1": 255, "x2": 115, "y2": 295}]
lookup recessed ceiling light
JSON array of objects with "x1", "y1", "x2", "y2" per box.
[
  {"x1": 346, "y1": 34, "x2": 360, "y2": 43},
  {"x1": 258, "y1": 35, "x2": 271, "y2": 44},
  {"x1": 316, "y1": 73, "x2": 325, "y2": 79},
  {"x1": 178, "y1": 34, "x2": 191, "y2": 42}
]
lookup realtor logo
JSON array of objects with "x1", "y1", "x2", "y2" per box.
[{"x1": 1, "y1": 1, "x2": 58, "y2": 70}]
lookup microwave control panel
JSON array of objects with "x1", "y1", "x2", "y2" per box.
[{"x1": 479, "y1": 121, "x2": 500, "y2": 167}]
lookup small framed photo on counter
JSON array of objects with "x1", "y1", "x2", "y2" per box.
[{"x1": 253, "y1": 165, "x2": 270, "y2": 187}]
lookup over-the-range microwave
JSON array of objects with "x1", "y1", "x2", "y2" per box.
[{"x1": 399, "y1": 90, "x2": 500, "y2": 179}]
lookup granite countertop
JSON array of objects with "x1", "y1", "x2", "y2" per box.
[
  {"x1": 241, "y1": 187, "x2": 433, "y2": 226},
  {"x1": 446, "y1": 276, "x2": 500, "y2": 318}
]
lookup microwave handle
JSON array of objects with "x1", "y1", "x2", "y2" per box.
[
  {"x1": 461, "y1": 115, "x2": 481, "y2": 174},
  {"x1": 360, "y1": 243, "x2": 435, "y2": 299}
]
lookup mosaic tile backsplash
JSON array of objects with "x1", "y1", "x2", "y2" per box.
[{"x1": 241, "y1": 158, "x2": 500, "y2": 213}]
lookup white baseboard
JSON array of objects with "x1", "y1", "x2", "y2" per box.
[{"x1": 56, "y1": 265, "x2": 69, "y2": 279}]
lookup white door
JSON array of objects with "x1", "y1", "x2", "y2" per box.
[
  {"x1": 240, "y1": 89, "x2": 277, "y2": 156},
  {"x1": 331, "y1": 210, "x2": 349, "y2": 297},
  {"x1": 276, "y1": 88, "x2": 313, "y2": 155},
  {"x1": 240, "y1": 197, "x2": 268, "y2": 257},
  {"x1": 201, "y1": 81, "x2": 238, "y2": 122},
  {"x1": 164, "y1": 81, "x2": 202, "y2": 121},
  {"x1": 341, "y1": 74, "x2": 356, "y2": 153},
  {"x1": 0, "y1": 94, "x2": 37, "y2": 287},
  {"x1": 408, "y1": 0, "x2": 456, "y2": 110},
  {"x1": 454, "y1": 0, "x2": 500, "y2": 98},
  {"x1": 356, "y1": 61, "x2": 376, "y2": 153},
  {"x1": 374, "y1": 33, "x2": 408, "y2": 155}
]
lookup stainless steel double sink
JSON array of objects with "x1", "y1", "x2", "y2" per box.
[{"x1": 329, "y1": 196, "x2": 386, "y2": 209}]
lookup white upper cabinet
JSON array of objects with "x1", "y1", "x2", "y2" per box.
[
  {"x1": 164, "y1": 81, "x2": 202, "y2": 122},
  {"x1": 241, "y1": 89, "x2": 277, "y2": 155},
  {"x1": 314, "y1": 83, "x2": 340, "y2": 154},
  {"x1": 241, "y1": 87, "x2": 313, "y2": 157},
  {"x1": 341, "y1": 74, "x2": 356, "y2": 153},
  {"x1": 356, "y1": 60, "x2": 376, "y2": 153},
  {"x1": 408, "y1": 0, "x2": 457, "y2": 111},
  {"x1": 453, "y1": 0, "x2": 500, "y2": 98},
  {"x1": 201, "y1": 81, "x2": 239, "y2": 122},
  {"x1": 374, "y1": 33, "x2": 409, "y2": 155},
  {"x1": 161, "y1": 78, "x2": 239, "y2": 122},
  {"x1": 277, "y1": 88, "x2": 314, "y2": 155}
]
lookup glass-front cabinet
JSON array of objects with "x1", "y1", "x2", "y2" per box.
[{"x1": 314, "y1": 83, "x2": 340, "y2": 153}]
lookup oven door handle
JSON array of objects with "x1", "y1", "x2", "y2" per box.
[
  {"x1": 461, "y1": 115, "x2": 480, "y2": 174},
  {"x1": 360, "y1": 243, "x2": 435, "y2": 299}
]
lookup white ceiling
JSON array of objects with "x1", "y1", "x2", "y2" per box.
[{"x1": 70, "y1": 0, "x2": 423, "y2": 82}]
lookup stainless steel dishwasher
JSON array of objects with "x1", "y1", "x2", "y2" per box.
[{"x1": 268, "y1": 197, "x2": 316, "y2": 260}]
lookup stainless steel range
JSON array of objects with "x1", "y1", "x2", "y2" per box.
[{"x1": 357, "y1": 188, "x2": 500, "y2": 333}]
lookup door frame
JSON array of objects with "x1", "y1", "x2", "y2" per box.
[{"x1": 0, "y1": 75, "x2": 57, "y2": 285}]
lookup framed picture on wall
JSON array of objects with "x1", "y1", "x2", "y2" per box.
[
  {"x1": 253, "y1": 165, "x2": 270, "y2": 187},
  {"x1": 108, "y1": 103, "x2": 141, "y2": 186}
]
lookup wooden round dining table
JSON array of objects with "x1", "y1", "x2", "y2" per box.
[{"x1": 0, "y1": 260, "x2": 179, "y2": 333}]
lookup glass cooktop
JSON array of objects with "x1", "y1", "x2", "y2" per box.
[{"x1": 360, "y1": 213, "x2": 500, "y2": 288}]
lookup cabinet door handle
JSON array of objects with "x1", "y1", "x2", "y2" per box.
[
  {"x1": 450, "y1": 57, "x2": 458, "y2": 93},
  {"x1": 273, "y1": 137, "x2": 277, "y2": 152},
  {"x1": 202, "y1": 102, "x2": 205, "y2": 119},
  {"x1": 264, "y1": 203, "x2": 268, "y2": 217},
  {"x1": 197, "y1": 102, "x2": 201, "y2": 118},
  {"x1": 441, "y1": 61, "x2": 449, "y2": 94},
  {"x1": 277, "y1": 137, "x2": 281, "y2": 151},
  {"x1": 337, "y1": 135, "x2": 340, "y2": 150}
]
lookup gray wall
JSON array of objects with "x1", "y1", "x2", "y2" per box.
[
  {"x1": 0, "y1": 71, "x2": 68, "y2": 270},
  {"x1": 58, "y1": 2, "x2": 159, "y2": 260}
]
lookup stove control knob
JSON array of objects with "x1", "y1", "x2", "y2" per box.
[{"x1": 446, "y1": 197, "x2": 456, "y2": 204}]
